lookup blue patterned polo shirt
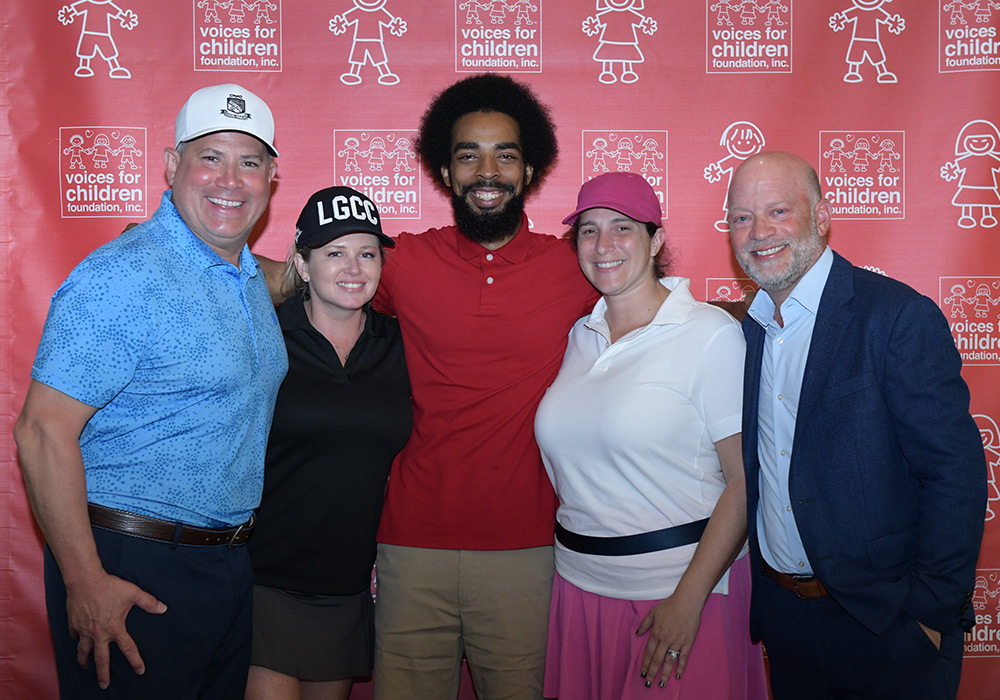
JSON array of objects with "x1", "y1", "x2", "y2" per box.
[{"x1": 32, "y1": 191, "x2": 288, "y2": 527}]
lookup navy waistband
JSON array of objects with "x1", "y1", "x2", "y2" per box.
[{"x1": 555, "y1": 518, "x2": 710, "y2": 556}]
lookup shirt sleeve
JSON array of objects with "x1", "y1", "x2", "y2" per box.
[
  {"x1": 31, "y1": 255, "x2": 152, "y2": 408},
  {"x1": 690, "y1": 318, "x2": 746, "y2": 443}
]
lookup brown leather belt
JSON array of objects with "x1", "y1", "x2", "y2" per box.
[
  {"x1": 762, "y1": 560, "x2": 829, "y2": 599},
  {"x1": 88, "y1": 503, "x2": 255, "y2": 547}
]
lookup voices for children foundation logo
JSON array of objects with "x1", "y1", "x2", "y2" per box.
[
  {"x1": 456, "y1": 0, "x2": 542, "y2": 72},
  {"x1": 194, "y1": 0, "x2": 282, "y2": 71},
  {"x1": 819, "y1": 131, "x2": 904, "y2": 219},
  {"x1": 333, "y1": 130, "x2": 421, "y2": 218},
  {"x1": 60, "y1": 127, "x2": 147, "y2": 218},
  {"x1": 940, "y1": 0, "x2": 1000, "y2": 72},
  {"x1": 580, "y1": 130, "x2": 668, "y2": 216},
  {"x1": 940, "y1": 277, "x2": 1000, "y2": 365},
  {"x1": 968, "y1": 569, "x2": 1000, "y2": 656},
  {"x1": 706, "y1": 0, "x2": 792, "y2": 74}
]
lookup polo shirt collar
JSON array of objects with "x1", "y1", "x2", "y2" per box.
[
  {"x1": 585, "y1": 276, "x2": 697, "y2": 337},
  {"x1": 747, "y1": 246, "x2": 833, "y2": 329},
  {"x1": 160, "y1": 191, "x2": 260, "y2": 276},
  {"x1": 279, "y1": 292, "x2": 382, "y2": 340},
  {"x1": 453, "y1": 214, "x2": 533, "y2": 264}
]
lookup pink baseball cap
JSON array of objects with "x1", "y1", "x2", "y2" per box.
[{"x1": 562, "y1": 172, "x2": 662, "y2": 227}]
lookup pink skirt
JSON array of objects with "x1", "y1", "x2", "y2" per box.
[{"x1": 543, "y1": 555, "x2": 766, "y2": 700}]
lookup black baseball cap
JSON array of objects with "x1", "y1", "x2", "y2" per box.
[{"x1": 294, "y1": 186, "x2": 395, "y2": 249}]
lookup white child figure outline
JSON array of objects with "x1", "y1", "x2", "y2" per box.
[
  {"x1": 943, "y1": 284, "x2": 972, "y2": 319},
  {"x1": 975, "y1": 413, "x2": 1000, "y2": 521},
  {"x1": 875, "y1": 138, "x2": 900, "y2": 173},
  {"x1": 710, "y1": 0, "x2": 738, "y2": 26},
  {"x1": 582, "y1": 0, "x2": 658, "y2": 85},
  {"x1": 86, "y1": 133, "x2": 114, "y2": 169},
  {"x1": 387, "y1": 137, "x2": 415, "y2": 172},
  {"x1": 365, "y1": 137, "x2": 388, "y2": 171},
  {"x1": 339, "y1": 137, "x2": 364, "y2": 172},
  {"x1": 197, "y1": 0, "x2": 231, "y2": 24},
  {"x1": 612, "y1": 136, "x2": 638, "y2": 171},
  {"x1": 479, "y1": 0, "x2": 510, "y2": 24},
  {"x1": 114, "y1": 134, "x2": 142, "y2": 170},
  {"x1": 760, "y1": 0, "x2": 788, "y2": 26},
  {"x1": 829, "y1": 0, "x2": 905, "y2": 84},
  {"x1": 459, "y1": 0, "x2": 485, "y2": 24},
  {"x1": 227, "y1": 0, "x2": 247, "y2": 23},
  {"x1": 638, "y1": 138, "x2": 663, "y2": 173},
  {"x1": 64, "y1": 134, "x2": 88, "y2": 170},
  {"x1": 941, "y1": 119, "x2": 1000, "y2": 229},
  {"x1": 245, "y1": 0, "x2": 277, "y2": 25},
  {"x1": 824, "y1": 138, "x2": 849, "y2": 173},
  {"x1": 943, "y1": 1, "x2": 969, "y2": 25},
  {"x1": 58, "y1": 0, "x2": 138, "y2": 79},
  {"x1": 703, "y1": 120, "x2": 765, "y2": 231},
  {"x1": 330, "y1": 0, "x2": 407, "y2": 86},
  {"x1": 587, "y1": 137, "x2": 613, "y2": 172},
  {"x1": 848, "y1": 138, "x2": 874, "y2": 171},
  {"x1": 967, "y1": 0, "x2": 1000, "y2": 24},
  {"x1": 508, "y1": 0, "x2": 537, "y2": 25}
]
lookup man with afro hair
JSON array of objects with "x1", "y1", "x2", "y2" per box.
[{"x1": 369, "y1": 74, "x2": 598, "y2": 699}]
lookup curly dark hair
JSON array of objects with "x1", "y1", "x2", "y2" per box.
[{"x1": 415, "y1": 74, "x2": 558, "y2": 194}]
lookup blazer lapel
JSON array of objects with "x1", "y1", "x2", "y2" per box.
[{"x1": 794, "y1": 253, "x2": 856, "y2": 441}]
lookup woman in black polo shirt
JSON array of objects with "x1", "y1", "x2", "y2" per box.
[{"x1": 247, "y1": 186, "x2": 412, "y2": 700}]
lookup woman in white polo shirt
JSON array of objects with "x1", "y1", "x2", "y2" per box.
[{"x1": 534, "y1": 172, "x2": 766, "y2": 699}]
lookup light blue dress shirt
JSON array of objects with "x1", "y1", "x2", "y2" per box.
[{"x1": 746, "y1": 246, "x2": 833, "y2": 575}]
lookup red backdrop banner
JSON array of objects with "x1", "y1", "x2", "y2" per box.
[{"x1": 3, "y1": 2, "x2": 1000, "y2": 697}]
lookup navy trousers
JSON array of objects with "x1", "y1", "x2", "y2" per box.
[
  {"x1": 45, "y1": 526, "x2": 253, "y2": 700},
  {"x1": 756, "y1": 574, "x2": 965, "y2": 700}
]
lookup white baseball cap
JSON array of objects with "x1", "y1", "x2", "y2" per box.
[{"x1": 174, "y1": 84, "x2": 278, "y2": 156}]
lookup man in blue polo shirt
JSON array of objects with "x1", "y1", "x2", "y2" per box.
[{"x1": 14, "y1": 84, "x2": 288, "y2": 699}]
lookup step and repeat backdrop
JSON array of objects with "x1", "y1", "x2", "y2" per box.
[{"x1": 3, "y1": 1, "x2": 1000, "y2": 697}]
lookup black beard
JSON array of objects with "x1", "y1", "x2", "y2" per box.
[{"x1": 451, "y1": 184, "x2": 525, "y2": 245}]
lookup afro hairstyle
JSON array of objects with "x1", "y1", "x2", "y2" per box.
[{"x1": 415, "y1": 74, "x2": 558, "y2": 194}]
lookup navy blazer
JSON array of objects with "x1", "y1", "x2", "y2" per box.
[{"x1": 743, "y1": 252, "x2": 986, "y2": 639}]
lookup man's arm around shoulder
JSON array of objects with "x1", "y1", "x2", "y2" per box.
[{"x1": 14, "y1": 381, "x2": 166, "y2": 690}]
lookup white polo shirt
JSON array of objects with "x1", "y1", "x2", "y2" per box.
[{"x1": 535, "y1": 277, "x2": 746, "y2": 600}]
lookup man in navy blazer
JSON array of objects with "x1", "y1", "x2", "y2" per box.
[{"x1": 728, "y1": 151, "x2": 986, "y2": 699}]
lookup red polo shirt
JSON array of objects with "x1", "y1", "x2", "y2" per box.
[{"x1": 375, "y1": 217, "x2": 598, "y2": 550}]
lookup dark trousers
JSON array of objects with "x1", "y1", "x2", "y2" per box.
[
  {"x1": 756, "y1": 574, "x2": 965, "y2": 700},
  {"x1": 45, "y1": 526, "x2": 253, "y2": 700}
]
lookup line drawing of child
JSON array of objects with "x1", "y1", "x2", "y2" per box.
[
  {"x1": 64, "y1": 134, "x2": 88, "y2": 170},
  {"x1": 329, "y1": 0, "x2": 407, "y2": 86},
  {"x1": 114, "y1": 134, "x2": 142, "y2": 170},
  {"x1": 944, "y1": 284, "x2": 971, "y2": 318},
  {"x1": 704, "y1": 121, "x2": 765, "y2": 231},
  {"x1": 828, "y1": 0, "x2": 905, "y2": 84},
  {"x1": 612, "y1": 136, "x2": 637, "y2": 171},
  {"x1": 638, "y1": 138, "x2": 662, "y2": 173},
  {"x1": 587, "y1": 137, "x2": 613, "y2": 172},
  {"x1": 338, "y1": 137, "x2": 364, "y2": 172},
  {"x1": 459, "y1": 0, "x2": 484, "y2": 24},
  {"x1": 388, "y1": 137, "x2": 415, "y2": 172},
  {"x1": 581, "y1": 0, "x2": 657, "y2": 85},
  {"x1": 875, "y1": 138, "x2": 900, "y2": 173},
  {"x1": 710, "y1": 0, "x2": 737, "y2": 26},
  {"x1": 941, "y1": 119, "x2": 1000, "y2": 229},
  {"x1": 87, "y1": 133, "x2": 114, "y2": 168},
  {"x1": 58, "y1": 0, "x2": 138, "y2": 79},
  {"x1": 824, "y1": 138, "x2": 849, "y2": 173},
  {"x1": 975, "y1": 413, "x2": 1000, "y2": 521},
  {"x1": 365, "y1": 137, "x2": 388, "y2": 171},
  {"x1": 848, "y1": 137, "x2": 874, "y2": 171},
  {"x1": 197, "y1": 0, "x2": 230, "y2": 24}
]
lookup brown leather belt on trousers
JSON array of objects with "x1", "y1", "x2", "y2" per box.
[
  {"x1": 88, "y1": 503, "x2": 255, "y2": 547},
  {"x1": 762, "y1": 560, "x2": 830, "y2": 599}
]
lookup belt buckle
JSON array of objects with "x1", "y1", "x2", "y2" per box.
[{"x1": 228, "y1": 512, "x2": 255, "y2": 547}]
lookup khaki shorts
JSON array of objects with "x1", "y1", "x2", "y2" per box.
[{"x1": 373, "y1": 544, "x2": 553, "y2": 700}]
